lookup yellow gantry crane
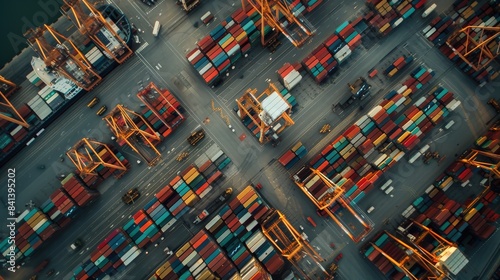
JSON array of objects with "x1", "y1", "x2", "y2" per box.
[
  {"x1": 24, "y1": 25, "x2": 102, "y2": 91},
  {"x1": 61, "y1": 0, "x2": 133, "y2": 64},
  {"x1": 293, "y1": 167, "x2": 373, "y2": 242},
  {"x1": 103, "y1": 105, "x2": 161, "y2": 166},
  {"x1": 261, "y1": 209, "x2": 332, "y2": 280},
  {"x1": 370, "y1": 231, "x2": 449, "y2": 280},
  {"x1": 458, "y1": 149, "x2": 500, "y2": 215},
  {"x1": 66, "y1": 138, "x2": 128, "y2": 178},
  {"x1": 236, "y1": 82, "x2": 294, "y2": 144},
  {"x1": 0, "y1": 92, "x2": 29, "y2": 128},
  {"x1": 241, "y1": 0, "x2": 315, "y2": 47},
  {"x1": 0, "y1": 76, "x2": 19, "y2": 97},
  {"x1": 446, "y1": 25, "x2": 500, "y2": 71}
]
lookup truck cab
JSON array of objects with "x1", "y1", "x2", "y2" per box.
[{"x1": 70, "y1": 238, "x2": 84, "y2": 252}]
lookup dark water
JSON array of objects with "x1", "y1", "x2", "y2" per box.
[{"x1": 0, "y1": 0, "x2": 63, "y2": 68}]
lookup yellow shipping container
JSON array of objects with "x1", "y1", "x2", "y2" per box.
[
  {"x1": 397, "y1": 131, "x2": 410, "y2": 144},
  {"x1": 403, "y1": 88, "x2": 412, "y2": 97},
  {"x1": 176, "y1": 242, "x2": 191, "y2": 257},
  {"x1": 186, "y1": 171, "x2": 200, "y2": 184},
  {"x1": 182, "y1": 168, "x2": 196, "y2": 181},
  {"x1": 490, "y1": 71, "x2": 499, "y2": 80},
  {"x1": 291, "y1": 142, "x2": 303, "y2": 152},
  {"x1": 156, "y1": 263, "x2": 172, "y2": 276},
  {"x1": 243, "y1": 194, "x2": 258, "y2": 208},
  {"x1": 383, "y1": 101, "x2": 394, "y2": 110},
  {"x1": 98, "y1": 149, "x2": 107, "y2": 157},
  {"x1": 411, "y1": 111, "x2": 423, "y2": 122},
  {"x1": 388, "y1": 68, "x2": 398, "y2": 77},
  {"x1": 464, "y1": 208, "x2": 477, "y2": 222},
  {"x1": 28, "y1": 212, "x2": 42, "y2": 226},
  {"x1": 452, "y1": 219, "x2": 460, "y2": 227},
  {"x1": 236, "y1": 32, "x2": 247, "y2": 43},
  {"x1": 198, "y1": 268, "x2": 215, "y2": 279},
  {"x1": 237, "y1": 186, "x2": 252, "y2": 201},
  {"x1": 439, "y1": 177, "x2": 453, "y2": 189},
  {"x1": 375, "y1": 1, "x2": 385, "y2": 9},
  {"x1": 184, "y1": 193, "x2": 200, "y2": 206},
  {"x1": 379, "y1": 23, "x2": 390, "y2": 34},
  {"x1": 305, "y1": 175, "x2": 320, "y2": 189},
  {"x1": 221, "y1": 36, "x2": 235, "y2": 49},
  {"x1": 373, "y1": 134, "x2": 387, "y2": 147},
  {"x1": 343, "y1": 147, "x2": 356, "y2": 159}
]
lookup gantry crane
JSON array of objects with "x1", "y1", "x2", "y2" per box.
[
  {"x1": 61, "y1": 0, "x2": 133, "y2": 64},
  {"x1": 241, "y1": 0, "x2": 315, "y2": 47},
  {"x1": 0, "y1": 93, "x2": 29, "y2": 128},
  {"x1": 103, "y1": 105, "x2": 161, "y2": 166},
  {"x1": 293, "y1": 167, "x2": 373, "y2": 242},
  {"x1": 370, "y1": 231, "x2": 448, "y2": 280},
  {"x1": 261, "y1": 209, "x2": 332, "y2": 279},
  {"x1": 446, "y1": 25, "x2": 500, "y2": 71},
  {"x1": 398, "y1": 219, "x2": 468, "y2": 277},
  {"x1": 458, "y1": 149, "x2": 500, "y2": 215},
  {"x1": 66, "y1": 138, "x2": 128, "y2": 178},
  {"x1": 24, "y1": 26, "x2": 102, "y2": 91},
  {"x1": 136, "y1": 82, "x2": 185, "y2": 135},
  {"x1": 0, "y1": 76, "x2": 19, "y2": 97},
  {"x1": 236, "y1": 82, "x2": 294, "y2": 144}
]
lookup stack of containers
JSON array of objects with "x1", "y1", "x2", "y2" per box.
[
  {"x1": 365, "y1": 0, "x2": 426, "y2": 36},
  {"x1": 277, "y1": 62, "x2": 303, "y2": 90},
  {"x1": 187, "y1": 7, "x2": 265, "y2": 86},
  {"x1": 27, "y1": 95, "x2": 52, "y2": 121},
  {"x1": 302, "y1": 0, "x2": 322, "y2": 12},
  {"x1": 228, "y1": 186, "x2": 284, "y2": 274},
  {"x1": 85, "y1": 229, "x2": 141, "y2": 278},
  {"x1": 78, "y1": 172, "x2": 103, "y2": 189},
  {"x1": 144, "y1": 195, "x2": 176, "y2": 232},
  {"x1": 363, "y1": 232, "x2": 430, "y2": 279},
  {"x1": 422, "y1": 16, "x2": 454, "y2": 45},
  {"x1": 159, "y1": 178, "x2": 193, "y2": 219},
  {"x1": 284, "y1": 0, "x2": 306, "y2": 16},
  {"x1": 26, "y1": 70, "x2": 44, "y2": 87},
  {"x1": 0, "y1": 237, "x2": 22, "y2": 264},
  {"x1": 38, "y1": 86, "x2": 64, "y2": 110},
  {"x1": 384, "y1": 55, "x2": 414, "y2": 77},
  {"x1": 410, "y1": 65, "x2": 435, "y2": 88},
  {"x1": 181, "y1": 165, "x2": 209, "y2": 200},
  {"x1": 335, "y1": 21, "x2": 363, "y2": 51},
  {"x1": 41, "y1": 188, "x2": 78, "y2": 228},
  {"x1": 0, "y1": 105, "x2": 38, "y2": 154},
  {"x1": 446, "y1": 161, "x2": 474, "y2": 184},
  {"x1": 278, "y1": 142, "x2": 307, "y2": 169},
  {"x1": 0, "y1": 130, "x2": 14, "y2": 153},
  {"x1": 14, "y1": 209, "x2": 58, "y2": 259},
  {"x1": 436, "y1": 0, "x2": 500, "y2": 85},
  {"x1": 72, "y1": 259, "x2": 105, "y2": 280},
  {"x1": 475, "y1": 130, "x2": 500, "y2": 153},
  {"x1": 92, "y1": 147, "x2": 129, "y2": 179},
  {"x1": 152, "y1": 230, "x2": 237, "y2": 279},
  {"x1": 138, "y1": 86, "x2": 185, "y2": 138},
  {"x1": 122, "y1": 210, "x2": 161, "y2": 248},
  {"x1": 61, "y1": 173, "x2": 100, "y2": 207},
  {"x1": 302, "y1": 44, "x2": 337, "y2": 83},
  {"x1": 273, "y1": 82, "x2": 298, "y2": 108}
]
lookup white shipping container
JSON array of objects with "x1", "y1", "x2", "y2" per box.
[
  {"x1": 447, "y1": 99, "x2": 461, "y2": 111},
  {"x1": 161, "y1": 218, "x2": 177, "y2": 232},
  {"x1": 239, "y1": 212, "x2": 252, "y2": 224},
  {"x1": 402, "y1": 120, "x2": 414, "y2": 130},
  {"x1": 246, "y1": 220, "x2": 258, "y2": 232},
  {"x1": 425, "y1": 27, "x2": 436, "y2": 38},
  {"x1": 210, "y1": 150, "x2": 224, "y2": 162},
  {"x1": 397, "y1": 85, "x2": 408, "y2": 94},
  {"x1": 245, "y1": 232, "x2": 263, "y2": 249},
  {"x1": 205, "y1": 215, "x2": 222, "y2": 231},
  {"x1": 395, "y1": 96, "x2": 406, "y2": 107},
  {"x1": 394, "y1": 151, "x2": 405, "y2": 162},
  {"x1": 199, "y1": 185, "x2": 213, "y2": 198},
  {"x1": 250, "y1": 237, "x2": 266, "y2": 253},
  {"x1": 188, "y1": 49, "x2": 202, "y2": 62},
  {"x1": 189, "y1": 259, "x2": 204, "y2": 272},
  {"x1": 50, "y1": 210, "x2": 62, "y2": 220},
  {"x1": 123, "y1": 250, "x2": 141, "y2": 266},
  {"x1": 182, "y1": 250, "x2": 198, "y2": 266},
  {"x1": 392, "y1": 17, "x2": 404, "y2": 28},
  {"x1": 216, "y1": 229, "x2": 231, "y2": 244},
  {"x1": 120, "y1": 246, "x2": 137, "y2": 262},
  {"x1": 33, "y1": 219, "x2": 48, "y2": 231},
  {"x1": 373, "y1": 154, "x2": 387, "y2": 166},
  {"x1": 367, "y1": 105, "x2": 383, "y2": 118},
  {"x1": 355, "y1": 115, "x2": 369, "y2": 126},
  {"x1": 241, "y1": 266, "x2": 259, "y2": 280},
  {"x1": 380, "y1": 179, "x2": 393, "y2": 191},
  {"x1": 422, "y1": 25, "x2": 432, "y2": 34},
  {"x1": 199, "y1": 63, "x2": 212, "y2": 76},
  {"x1": 9, "y1": 125, "x2": 23, "y2": 136},
  {"x1": 257, "y1": 246, "x2": 274, "y2": 262}
]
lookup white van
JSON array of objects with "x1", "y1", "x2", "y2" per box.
[
  {"x1": 385, "y1": 186, "x2": 394, "y2": 195},
  {"x1": 152, "y1": 21, "x2": 161, "y2": 37}
]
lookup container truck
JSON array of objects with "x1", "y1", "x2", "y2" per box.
[
  {"x1": 188, "y1": 129, "x2": 205, "y2": 145},
  {"x1": 152, "y1": 21, "x2": 161, "y2": 37},
  {"x1": 422, "y1": 4, "x2": 437, "y2": 18}
]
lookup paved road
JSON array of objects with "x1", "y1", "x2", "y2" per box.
[{"x1": 0, "y1": 0, "x2": 499, "y2": 279}]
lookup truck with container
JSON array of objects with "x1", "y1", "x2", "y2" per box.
[
  {"x1": 422, "y1": 4, "x2": 437, "y2": 18},
  {"x1": 152, "y1": 21, "x2": 161, "y2": 37},
  {"x1": 193, "y1": 188, "x2": 233, "y2": 224},
  {"x1": 187, "y1": 129, "x2": 205, "y2": 145},
  {"x1": 122, "y1": 188, "x2": 141, "y2": 204},
  {"x1": 348, "y1": 77, "x2": 371, "y2": 99}
]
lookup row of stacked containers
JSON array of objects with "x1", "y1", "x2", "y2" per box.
[
  {"x1": 302, "y1": 21, "x2": 363, "y2": 84},
  {"x1": 0, "y1": 172, "x2": 102, "y2": 262},
  {"x1": 278, "y1": 142, "x2": 307, "y2": 170},
  {"x1": 150, "y1": 186, "x2": 285, "y2": 279},
  {"x1": 186, "y1": 0, "x2": 324, "y2": 86},
  {"x1": 428, "y1": 0, "x2": 500, "y2": 84},
  {"x1": 71, "y1": 147, "x2": 232, "y2": 279},
  {"x1": 384, "y1": 54, "x2": 414, "y2": 77},
  {"x1": 364, "y1": 126, "x2": 500, "y2": 279},
  {"x1": 0, "y1": 105, "x2": 39, "y2": 154},
  {"x1": 365, "y1": 0, "x2": 426, "y2": 36},
  {"x1": 297, "y1": 65, "x2": 462, "y2": 208},
  {"x1": 277, "y1": 63, "x2": 303, "y2": 91}
]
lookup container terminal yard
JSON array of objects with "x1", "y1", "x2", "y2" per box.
[{"x1": 0, "y1": 0, "x2": 499, "y2": 279}]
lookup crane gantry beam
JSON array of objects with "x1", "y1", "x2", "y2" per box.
[
  {"x1": 0, "y1": 92, "x2": 29, "y2": 128},
  {"x1": 261, "y1": 209, "x2": 331, "y2": 279},
  {"x1": 371, "y1": 231, "x2": 447, "y2": 280},
  {"x1": 294, "y1": 167, "x2": 373, "y2": 242},
  {"x1": 24, "y1": 26, "x2": 102, "y2": 91},
  {"x1": 408, "y1": 220, "x2": 456, "y2": 263},
  {"x1": 446, "y1": 25, "x2": 500, "y2": 71},
  {"x1": 61, "y1": 0, "x2": 133, "y2": 64},
  {"x1": 66, "y1": 138, "x2": 127, "y2": 177},
  {"x1": 236, "y1": 82, "x2": 294, "y2": 144},
  {"x1": 241, "y1": 0, "x2": 315, "y2": 47},
  {"x1": 0, "y1": 76, "x2": 20, "y2": 97},
  {"x1": 459, "y1": 149, "x2": 500, "y2": 215},
  {"x1": 103, "y1": 105, "x2": 161, "y2": 166}
]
